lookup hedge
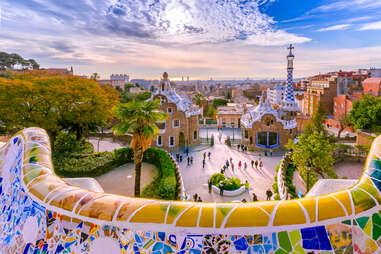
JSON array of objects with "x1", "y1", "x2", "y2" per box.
[{"x1": 53, "y1": 147, "x2": 179, "y2": 200}]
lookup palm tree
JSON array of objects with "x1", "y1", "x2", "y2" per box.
[
  {"x1": 113, "y1": 99, "x2": 167, "y2": 197},
  {"x1": 192, "y1": 93, "x2": 205, "y2": 116}
]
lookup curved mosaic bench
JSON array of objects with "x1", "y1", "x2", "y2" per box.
[{"x1": 1, "y1": 127, "x2": 381, "y2": 253}]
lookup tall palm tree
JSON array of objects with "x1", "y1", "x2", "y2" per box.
[
  {"x1": 192, "y1": 93, "x2": 205, "y2": 116},
  {"x1": 113, "y1": 99, "x2": 167, "y2": 197}
]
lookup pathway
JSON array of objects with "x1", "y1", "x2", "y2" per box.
[
  {"x1": 178, "y1": 142, "x2": 282, "y2": 202},
  {"x1": 95, "y1": 163, "x2": 157, "y2": 197}
]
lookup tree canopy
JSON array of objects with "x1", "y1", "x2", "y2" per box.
[
  {"x1": 113, "y1": 99, "x2": 167, "y2": 197},
  {"x1": 0, "y1": 71, "x2": 119, "y2": 143},
  {"x1": 213, "y1": 98, "x2": 228, "y2": 108},
  {"x1": 0, "y1": 52, "x2": 39, "y2": 70},
  {"x1": 349, "y1": 95, "x2": 381, "y2": 132}
]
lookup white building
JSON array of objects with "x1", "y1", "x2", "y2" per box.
[
  {"x1": 110, "y1": 74, "x2": 130, "y2": 89},
  {"x1": 267, "y1": 84, "x2": 285, "y2": 105}
]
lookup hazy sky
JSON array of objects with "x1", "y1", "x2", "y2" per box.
[{"x1": 1, "y1": 0, "x2": 381, "y2": 80}]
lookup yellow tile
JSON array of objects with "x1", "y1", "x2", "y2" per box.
[
  {"x1": 351, "y1": 188, "x2": 376, "y2": 214},
  {"x1": 318, "y1": 196, "x2": 346, "y2": 221},
  {"x1": 116, "y1": 199, "x2": 151, "y2": 222},
  {"x1": 299, "y1": 197, "x2": 316, "y2": 223},
  {"x1": 225, "y1": 204, "x2": 269, "y2": 227},
  {"x1": 215, "y1": 203, "x2": 236, "y2": 228},
  {"x1": 332, "y1": 191, "x2": 352, "y2": 215},
  {"x1": 273, "y1": 201, "x2": 306, "y2": 226},
  {"x1": 166, "y1": 202, "x2": 191, "y2": 224},
  {"x1": 130, "y1": 202, "x2": 168, "y2": 224},
  {"x1": 176, "y1": 205, "x2": 200, "y2": 227},
  {"x1": 357, "y1": 177, "x2": 381, "y2": 204},
  {"x1": 258, "y1": 201, "x2": 278, "y2": 215},
  {"x1": 199, "y1": 205, "x2": 214, "y2": 228}
]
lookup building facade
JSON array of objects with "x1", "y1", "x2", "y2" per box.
[
  {"x1": 303, "y1": 78, "x2": 337, "y2": 116},
  {"x1": 241, "y1": 45, "x2": 298, "y2": 150},
  {"x1": 363, "y1": 78, "x2": 381, "y2": 97},
  {"x1": 216, "y1": 104, "x2": 250, "y2": 128},
  {"x1": 152, "y1": 72, "x2": 200, "y2": 149},
  {"x1": 267, "y1": 84, "x2": 284, "y2": 105}
]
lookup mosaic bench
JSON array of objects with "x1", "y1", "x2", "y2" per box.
[{"x1": 0, "y1": 127, "x2": 380, "y2": 253}]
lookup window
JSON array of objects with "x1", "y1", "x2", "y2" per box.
[
  {"x1": 157, "y1": 136, "x2": 162, "y2": 146},
  {"x1": 173, "y1": 119, "x2": 180, "y2": 128},
  {"x1": 167, "y1": 107, "x2": 173, "y2": 114},
  {"x1": 245, "y1": 130, "x2": 249, "y2": 139},
  {"x1": 250, "y1": 136, "x2": 253, "y2": 144},
  {"x1": 256, "y1": 132, "x2": 279, "y2": 148},
  {"x1": 156, "y1": 122, "x2": 166, "y2": 130},
  {"x1": 193, "y1": 130, "x2": 197, "y2": 140},
  {"x1": 169, "y1": 136, "x2": 175, "y2": 147}
]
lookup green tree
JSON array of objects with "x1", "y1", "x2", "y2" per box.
[
  {"x1": 0, "y1": 71, "x2": 119, "y2": 144},
  {"x1": 349, "y1": 95, "x2": 381, "y2": 132},
  {"x1": 213, "y1": 98, "x2": 228, "y2": 108},
  {"x1": 90, "y1": 73, "x2": 100, "y2": 80},
  {"x1": 112, "y1": 100, "x2": 167, "y2": 197},
  {"x1": 337, "y1": 113, "x2": 350, "y2": 138},
  {"x1": 305, "y1": 102, "x2": 327, "y2": 135},
  {"x1": 286, "y1": 131, "x2": 337, "y2": 191}
]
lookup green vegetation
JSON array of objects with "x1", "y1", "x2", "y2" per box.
[
  {"x1": 0, "y1": 51, "x2": 39, "y2": 70},
  {"x1": 0, "y1": 71, "x2": 119, "y2": 145},
  {"x1": 113, "y1": 99, "x2": 167, "y2": 197},
  {"x1": 53, "y1": 146, "x2": 179, "y2": 200},
  {"x1": 349, "y1": 94, "x2": 381, "y2": 132},
  {"x1": 213, "y1": 98, "x2": 228, "y2": 108},
  {"x1": 272, "y1": 156, "x2": 298, "y2": 199},
  {"x1": 209, "y1": 173, "x2": 244, "y2": 191}
]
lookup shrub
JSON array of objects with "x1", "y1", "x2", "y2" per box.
[
  {"x1": 54, "y1": 132, "x2": 77, "y2": 153},
  {"x1": 210, "y1": 173, "x2": 226, "y2": 186},
  {"x1": 221, "y1": 177, "x2": 241, "y2": 191},
  {"x1": 159, "y1": 176, "x2": 177, "y2": 200}
]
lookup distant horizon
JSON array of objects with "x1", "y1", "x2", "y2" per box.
[{"x1": 2, "y1": 0, "x2": 381, "y2": 80}]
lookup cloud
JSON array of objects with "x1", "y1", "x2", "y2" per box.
[
  {"x1": 245, "y1": 30, "x2": 311, "y2": 46},
  {"x1": 358, "y1": 20, "x2": 381, "y2": 31},
  {"x1": 310, "y1": 0, "x2": 381, "y2": 13},
  {"x1": 49, "y1": 41, "x2": 75, "y2": 53},
  {"x1": 317, "y1": 24, "x2": 351, "y2": 32}
]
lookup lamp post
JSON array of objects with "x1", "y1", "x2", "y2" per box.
[
  {"x1": 232, "y1": 122, "x2": 235, "y2": 141},
  {"x1": 306, "y1": 161, "x2": 311, "y2": 192},
  {"x1": 206, "y1": 124, "x2": 209, "y2": 142}
]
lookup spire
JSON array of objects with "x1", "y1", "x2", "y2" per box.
[{"x1": 281, "y1": 44, "x2": 298, "y2": 112}]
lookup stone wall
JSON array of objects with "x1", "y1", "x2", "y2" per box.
[
  {"x1": 1, "y1": 127, "x2": 381, "y2": 253},
  {"x1": 356, "y1": 129, "x2": 376, "y2": 147},
  {"x1": 242, "y1": 113, "x2": 296, "y2": 150}
]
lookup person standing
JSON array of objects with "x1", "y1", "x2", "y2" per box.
[
  {"x1": 202, "y1": 159, "x2": 205, "y2": 168},
  {"x1": 203, "y1": 152, "x2": 206, "y2": 161},
  {"x1": 270, "y1": 148, "x2": 273, "y2": 157},
  {"x1": 190, "y1": 156, "x2": 193, "y2": 164},
  {"x1": 208, "y1": 180, "x2": 212, "y2": 193},
  {"x1": 252, "y1": 193, "x2": 258, "y2": 202},
  {"x1": 226, "y1": 160, "x2": 229, "y2": 168},
  {"x1": 187, "y1": 156, "x2": 190, "y2": 166},
  {"x1": 180, "y1": 155, "x2": 183, "y2": 163},
  {"x1": 208, "y1": 151, "x2": 211, "y2": 159},
  {"x1": 251, "y1": 160, "x2": 254, "y2": 168},
  {"x1": 244, "y1": 162, "x2": 247, "y2": 170},
  {"x1": 259, "y1": 160, "x2": 263, "y2": 170},
  {"x1": 193, "y1": 193, "x2": 198, "y2": 202},
  {"x1": 266, "y1": 189, "x2": 273, "y2": 200},
  {"x1": 238, "y1": 161, "x2": 242, "y2": 169},
  {"x1": 255, "y1": 160, "x2": 258, "y2": 169},
  {"x1": 231, "y1": 163, "x2": 234, "y2": 172}
]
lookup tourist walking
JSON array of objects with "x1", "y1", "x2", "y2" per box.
[
  {"x1": 245, "y1": 180, "x2": 249, "y2": 192},
  {"x1": 190, "y1": 156, "x2": 193, "y2": 164},
  {"x1": 226, "y1": 160, "x2": 229, "y2": 168},
  {"x1": 266, "y1": 189, "x2": 273, "y2": 200},
  {"x1": 259, "y1": 160, "x2": 263, "y2": 170},
  {"x1": 244, "y1": 162, "x2": 247, "y2": 170},
  {"x1": 231, "y1": 163, "x2": 234, "y2": 172},
  {"x1": 208, "y1": 180, "x2": 212, "y2": 193},
  {"x1": 208, "y1": 151, "x2": 211, "y2": 159},
  {"x1": 193, "y1": 193, "x2": 198, "y2": 202},
  {"x1": 180, "y1": 155, "x2": 183, "y2": 163},
  {"x1": 255, "y1": 160, "x2": 258, "y2": 169},
  {"x1": 230, "y1": 157, "x2": 233, "y2": 164},
  {"x1": 187, "y1": 156, "x2": 190, "y2": 166},
  {"x1": 202, "y1": 159, "x2": 205, "y2": 168},
  {"x1": 252, "y1": 193, "x2": 258, "y2": 202},
  {"x1": 203, "y1": 152, "x2": 206, "y2": 160},
  {"x1": 251, "y1": 160, "x2": 254, "y2": 168},
  {"x1": 270, "y1": 148, "x2": 273, "y2": 157},
  {"x1": 238, "y1": 161, "x2": 242, "y2": 169}
]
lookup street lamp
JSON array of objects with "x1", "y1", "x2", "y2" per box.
[
  {"x1": 207, "y1": 125, "x2": 209, "y2": 142},
  {"x1": 232, "y1": 122, "x2": 235, "y2": 141},
  {"x1": 306, "y1": 161, "x2": 311, "y2": 192}
]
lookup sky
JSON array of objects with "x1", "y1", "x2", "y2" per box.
[{"x1": 1, "y1": 0, "x2": 381, "y2": 80}]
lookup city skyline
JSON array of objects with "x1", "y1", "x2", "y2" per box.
[{"x1": 1, "y1": 0, "x2": 381, "y2": 79}]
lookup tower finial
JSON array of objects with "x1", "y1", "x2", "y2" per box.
[{"x1": 288, "y1": 44, "x2": 294, "y2": 56}]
